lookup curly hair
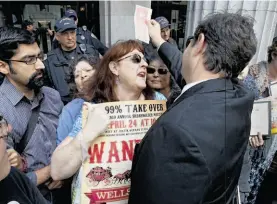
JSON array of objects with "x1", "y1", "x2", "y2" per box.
[
  {"x1": 268, "y1": 39, "x2": 277, "y2": 63},
  {"x1": 86, "y1": 40, "x2": 154, "y2": 102},
  {"x1": 192, "y1": 12, "x2": 257, "y2": 78}
]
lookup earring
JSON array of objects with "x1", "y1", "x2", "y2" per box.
[{"x1": 116, "y1": 75, "x2": 120, "y2": 85}]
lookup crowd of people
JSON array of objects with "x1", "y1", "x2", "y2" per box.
[{"x1": 0, "y1": 8, "x2": 276, "y2": 204}]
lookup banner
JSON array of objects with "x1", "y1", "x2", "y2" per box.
[{"x1": 80, "y1": 100, "x2": 166, "y2": 204}]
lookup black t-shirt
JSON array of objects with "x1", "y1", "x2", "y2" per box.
[{"x1": 0, "y1": 167, "x2": 48, "y2": 204}]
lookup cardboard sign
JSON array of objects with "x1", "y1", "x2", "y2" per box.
[{"x1": 80, "y1": 100, "x2": 166, "y2": 203}]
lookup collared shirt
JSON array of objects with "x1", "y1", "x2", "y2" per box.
[
  {"x1": 174, "y1": 79, "x2": 209, "y2": 102},
  {"x1": 0, "y1": 77, "x2": 63, "y2": 184}
]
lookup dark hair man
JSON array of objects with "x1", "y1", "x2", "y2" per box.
[
  {"x1": 0, "y1": 26, "x2": 63, "y2": 202},
  {"x1": 129, "y1": 13, "x2": 257, "y2": 204}
]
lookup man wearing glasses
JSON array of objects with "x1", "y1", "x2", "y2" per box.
[
  {"x1": 44, "y1": 17, "x2": 100, "y2": 104},
  {"x1": 0, "y1": 27, "x2": 64, "y2": 203},
  {"x1": 0, "y1": 116, "x2": 48, "y2": 204}
]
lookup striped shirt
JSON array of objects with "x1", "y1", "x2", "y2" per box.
[{"x1": 0, "y1": 77, "x2": 63, "y2": 184}]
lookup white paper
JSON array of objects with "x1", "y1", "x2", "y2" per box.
[
  {"x1": 134, "y1": 5, "x2": 152, "y2": 44},
  {"x1": 250, "y1": 101, "x2": 270, "y2": 135}
]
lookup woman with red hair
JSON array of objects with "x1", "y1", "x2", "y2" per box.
[{"x1": 51, "y1": 40, "x2": 166, "y2": 204}]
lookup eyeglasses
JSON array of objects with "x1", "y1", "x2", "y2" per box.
[
  {"x1": 3, "y1": 54, "x2": 46, "y2": 65},
  {"x1": 117, "y1": 54, "x2": 146, "y2": 64},
  {"x1": 147, "y1": 67, "x2": 169, "y2": 75}
]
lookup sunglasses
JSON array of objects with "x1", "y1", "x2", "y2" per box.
[
  {"x1": 117, "y1": 54, "x2": 146, "y2": 64},
  {"x1": 147, "y1": 67, "x2": 169, "y2": 75}
]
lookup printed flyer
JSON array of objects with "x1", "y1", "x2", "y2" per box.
[
  {"x1": 253, "y1": 97, "x2": 277, "y2": 136},
  {"x1": 80, "y1": 100, "x2": 166, "y2": 204}
]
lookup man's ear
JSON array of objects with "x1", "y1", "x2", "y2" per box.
[
  {"x1": 271, "y1": 51, "x2": 277, "y2": 61},
  {"x1": 192, "y1": 33, "x2": 206, "y2": 56},
  {"x1": 109, "y1": 61, "x2": 119, "y2": 76},
  {"x1": 0, "y1": 60, "x2": 10, "y2": 75}
]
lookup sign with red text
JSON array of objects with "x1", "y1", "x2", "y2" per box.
[{"x1": 81, "y1": 100, "x2": 166, "y2": 204}]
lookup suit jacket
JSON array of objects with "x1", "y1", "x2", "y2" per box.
[{"x1": 129, "y1": 78, "x2": 254, "y2": 204}]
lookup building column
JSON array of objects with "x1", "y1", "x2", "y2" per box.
[
  {"x1": 99, "y1": 1, "x2": 151, "y2": 47},
  {"x1": 185, "y1": 0, "x2": 277, "y2": 76}
]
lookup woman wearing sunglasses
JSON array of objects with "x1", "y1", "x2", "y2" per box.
[
  {"x1": 146, "y1": 54, "x2": 181, "y2": 106},
  {"x1": 51, "y1": 40, "x2": 166, "y2": 204}
]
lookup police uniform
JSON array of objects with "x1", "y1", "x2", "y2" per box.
[
  {"x1": 52, "y1": 26, "x2": 108, "y2": 56},
  {"x1": 44, "y1": 17, "x2": 100, "y2": 105}
]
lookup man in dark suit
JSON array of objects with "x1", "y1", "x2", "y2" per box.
[{"x1": 129, "y1": 13, "x2": 257, "y2": 204}]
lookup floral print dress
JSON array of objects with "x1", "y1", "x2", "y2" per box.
[{"x1": 242, "y1": 61, "x2": 277, "y2": 204}]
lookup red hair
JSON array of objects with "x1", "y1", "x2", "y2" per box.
[{"x1": 83, "y1": 40, "x2": 154, "y2": 102}]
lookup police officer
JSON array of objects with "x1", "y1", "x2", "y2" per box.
[
  {"x1": 44, "y1": 17, "x2": 100, "y2": 105},
  {"x1": 52, "y1": 9, "x2": 108, "y2": 56}
]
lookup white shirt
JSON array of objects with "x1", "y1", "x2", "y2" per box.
[{"x1": 174, "y1": 80, "x2": 208, "y2": 102}]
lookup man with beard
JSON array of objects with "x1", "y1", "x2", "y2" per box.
[{"x1": 0, "y1": 27, "x2": 64, "y2": 203}]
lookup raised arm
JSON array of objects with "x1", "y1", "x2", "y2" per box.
[{"x1": 146, "y1": 20, "x2": 184, "y2": 87}]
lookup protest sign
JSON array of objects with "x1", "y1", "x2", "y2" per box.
[
  {"x1": 252, "y1": 97, "x2": 277, "y2": 136},
  {"x1": 250, "y1": 100, "x2": 271, "y2": 136},
  {"x1": 80, "y1": 100, "x2": 166, "y2": 203}
]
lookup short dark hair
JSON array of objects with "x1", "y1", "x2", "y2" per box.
[
  {"x1": 21, "y1": 20, "x2": 33, "y2": 30},
  {"x1": 186, "y1": 36, "x2": 194, "y2": 48},
  {"x1": 0, "y1": 27, "x2": 36, "y2": 62},
  {"x1": 272, "y1": 36, "x2": 277, "y2": 44},
  {"x1": 193, "y1": 13, "x2": 257, "y2": 78},
  {"x1": 268, "y1": 39, "x2": 277, "y2": 63}
]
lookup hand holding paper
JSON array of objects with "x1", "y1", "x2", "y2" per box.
[{"x1": 249, "y1": 132, "x2": 264, "y2": 148}]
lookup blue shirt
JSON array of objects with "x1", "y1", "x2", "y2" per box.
[
  {"x1": 0, "y1": 77, "x2": 63, "y2": 184},
  {"x1": 57, "y1": 92, "x2": 166, "y2": 144}
]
